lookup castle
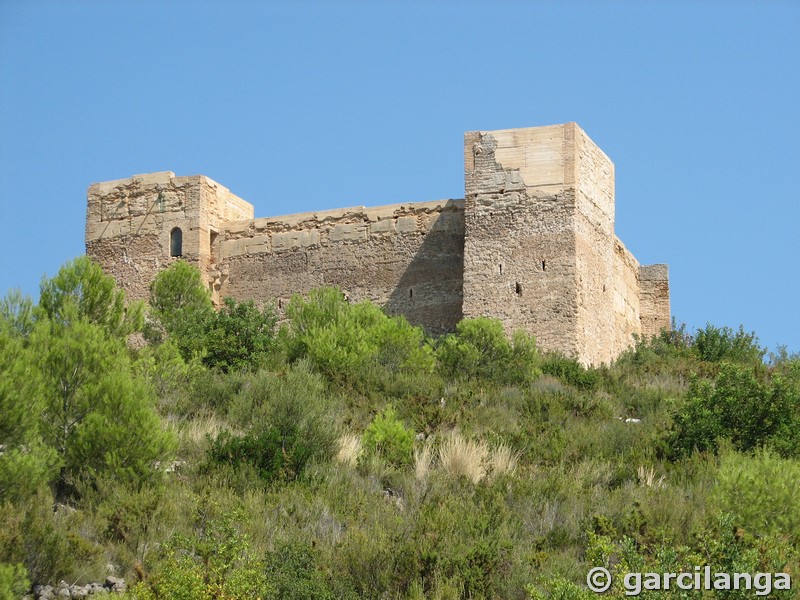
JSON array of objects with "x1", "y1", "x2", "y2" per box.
[{"x1": 85, "y1": 122, "x2": 670, "y2": 365}]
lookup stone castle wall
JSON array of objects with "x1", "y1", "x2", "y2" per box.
[
  {"x1": 216, "y1": 200, "x2": 465, "y2": 333},
  {"x1": 85, "y1": 122, "x2": 671, "y2": 365}
]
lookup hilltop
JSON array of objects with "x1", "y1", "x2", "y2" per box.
[{"x1": 1, "y1": 257, "x2": 797, "y2": 599}]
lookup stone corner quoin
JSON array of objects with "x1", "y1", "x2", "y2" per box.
[{"x1": 85, "y1": 122, "x2": 670, "y2": 366}]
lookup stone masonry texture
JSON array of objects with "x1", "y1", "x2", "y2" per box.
[{"x1": 85, "y1": 122, "x2": 670, "y2": 365}]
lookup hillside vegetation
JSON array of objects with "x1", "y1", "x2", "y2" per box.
[{"x1": 1, "y1": 257, "x2": 798, "y2": 599}]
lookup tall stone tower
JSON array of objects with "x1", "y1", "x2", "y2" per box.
[
  {"x1": 463, "y1": 123, "x2": 665, "y2": 365},
  {"x1": 85, "y1": 172, "x2": 254, "y2": 303}
]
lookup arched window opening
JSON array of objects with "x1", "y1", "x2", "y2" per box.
[{"x1": 170, "y1": 227, "x2": 183, "y2": 257}]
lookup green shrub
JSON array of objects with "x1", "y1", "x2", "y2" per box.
[
  {"x1": 0, "y1": 562, "x2": 29, "y2": 600},
  {"x1": 31, "y1": 312, "x2": 175, "y2": 494},
  {"x1": 0, "y1": 289, "x2": 36, "y2": 339},
  {"x1": 0, "y1": 442, "x2": 60, "y2": 505},
  {"x1": 612, "y1": 320, "x2": 694, "y2": 375},
  {"x1": 0, "y1": 489, "x2": 103, "y2": 585},
  {"x1": 132, "y1": 508, "x2": 269, "y2": 600},
  {"x1": 690, "y1": 514, "x2": 796, "y2": 598},
  {"x1": 526, "y1": 576, "x2": 595, "y2": 600},
  {"x1": 149, "y1": 263, "x2": 277, "y2": 371},
  {"x1": 437, "y1": 317, "x2": 541, "y2": 384},
  {"x1": 264, "y1": 541, "x2": 335, "y2": 600},
  {"x1": 0, "y1": 324, "x2": 60, "y2": 503},
  {"x1": 148, "y1": 261, "x2": 214, "y2": 359},
  {"x1": 208, "y1": 428, "x2": 296, "y2": 483},
  {"x1": 537, "y1": 513, "x2": 797, "y2": 599},
  {"x1": 280, "y1": 287, "x2": 434, "y2": 386},
  {"x1": 400, "y1": 483, "x2": 516, "y2": 598},
  {"x1": 39, "y1": 256, "x2": 144, "y2": 338},
  {"x1": 133, "y1": 339, "x2": 204, "y2": 408},
  {"x1": 669, "y1": 363, "x2": 800, "y2": 458},
  {"x1": 361, "y1": 406, "x2": 415, "y2": 467},
  {"x1": 711, "y1": 447, "x2": 800, "y2": 541},
  {"x1": 2, "y1": 296, "x2": 175, "y2": 498},
  {"x1": 202, "y1": 297, "x2": 276, "y2": 372},
  {"x1": 693, "y1": 323, "x2": 765, "y2": 364},
  {"x1": 185, "y1": 368, "x2": 249, "y2": 417},
  {"x1": 209, "y1": 365, "x2": 336, "y2": 482},
  {"x1": 541, "y1": 354, "x2": 599, "y2": 390}
]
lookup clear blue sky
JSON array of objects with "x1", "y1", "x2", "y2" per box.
[{"x1": 1, "y1": 1, "x2": 798, "y2": 355}]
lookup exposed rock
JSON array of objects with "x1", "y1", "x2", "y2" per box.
[
  {"x1": 29, "y1": 578, "x2": 126, "y2": 599},
  {"x1": 104, "y1": 576, "x2": 126, "y2": 593}
]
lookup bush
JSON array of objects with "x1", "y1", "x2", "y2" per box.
[
  {"x1": 0, "y1": 325, "x2": 59, "y2": 503},
  {"x1": 533, "y1": 513, "x2": 797, "y2": 599},
  {"x1": 669, "y1": 363, "x2": 800, "y2": 458},
  {"x1": 0, "y1": 562, "x2": 29, "y2": 600},
  {"x1": 209, "y1": 364, "x2": 336, "y2": 482},
  {"x1": 613, "y1": 320, "x2": 694, "y2": 372},
  {"x1": 208, "y1": 428, "x2": 298, "y2": 483},
  {"x1": 202, "y1": 297, "x2": 276, "y2": 372},
  {"x1": 693, "y1": 323, "x2": 765, "y2": 364},
  {"x1": 67, "y1": 370, "x2": 176, "y2": 489},
  {"x1": 541, "y1": 354, "x2": 599, "y2": 390},
  {"x1": 0, "y1": 289, "x2": 36, "y2": 339},
  {"x1": 437, "y1": 317, "x2": 541, "y2": 384},
  {"x1": 264, "y1": 541, "x2": 335, "y2": 600},
  {"x1": 39, "y1": 256, "x2": 143, "y2": 338},
  {"x1": 0, "y1": 442, "x2": 60, "y2": 505},
  {"x1": 31, "y1": 313, "x2": 175, "y2": 494},
  {"x1": 401, "y1": 484, "x2": 516, "y2": 598},
  {"x1": 361, "y1": 406, "x2": 415, "y2": 467},
  {"x1": 148, "y1": 260, "x2": 214, "y2": 358},
  {"x1": 280, "y1": 287, "x2": 434, "y2": 386},
  {"x1": 0, "y1": 489, "x2": 103, "y2": 586},
  {"x1": 711, "y1": 447, "x2": 800, "y2": 541},
  {"x1": 133, "y1": 338, "x2": 204, "y2": 409},
  {"x1": 132, "y1": 508, "x2": 269, "y2": 600},
  {"x1": 149, "y1": 263, "x2": 278, "y2": 371}
]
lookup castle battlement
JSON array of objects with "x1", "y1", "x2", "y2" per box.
[{"x1": 86, "y1": 122, "x2": 670, "y2": 365}]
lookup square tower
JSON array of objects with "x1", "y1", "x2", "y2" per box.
[
  {"x1": 85, "y1": 172, "x2": 253, "y2": 303},
  {"x1": 462, "y1": 122, "x2": 650, "y2": 365}
]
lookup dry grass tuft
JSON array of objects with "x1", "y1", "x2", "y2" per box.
[
  {"x1": 488, "y1": 442, "x2": 519, "y2": 480},
  {"x1": 637, "y1": 464, "x2": 667, "y2": 489},
  {"x1": 336, "y1": 433, "x2": 362, "y2": 468},
  {"x1": 172, "y1": 413, "x2": 230, "y2": 444},
  {"x1": 414, "y1": 444, "x2": 433, "y2": 481},
  {"x1": 438, "y1": 433, "x2": 488, "y2": 484}
]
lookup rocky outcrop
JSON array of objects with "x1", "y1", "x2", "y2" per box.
[{"x1": 25, "y1": 577, "x2": 126, "y2": 599}]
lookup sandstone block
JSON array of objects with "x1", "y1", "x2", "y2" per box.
[
  {"x1": 370, "y1": 219, "x2": 395, "y2": 234},
  {"x1": 396, "y1": 216, "x2": 417, "y2": 233},
  {"x1": 222, "y1": 238, "x2": 249, "y2": 258},
  {"x1": 330, "y1": 223, "x2": 368, "y2": 242},
  {"x1": 273, "y1": 229, "x2": 320, "y2": 250}
]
